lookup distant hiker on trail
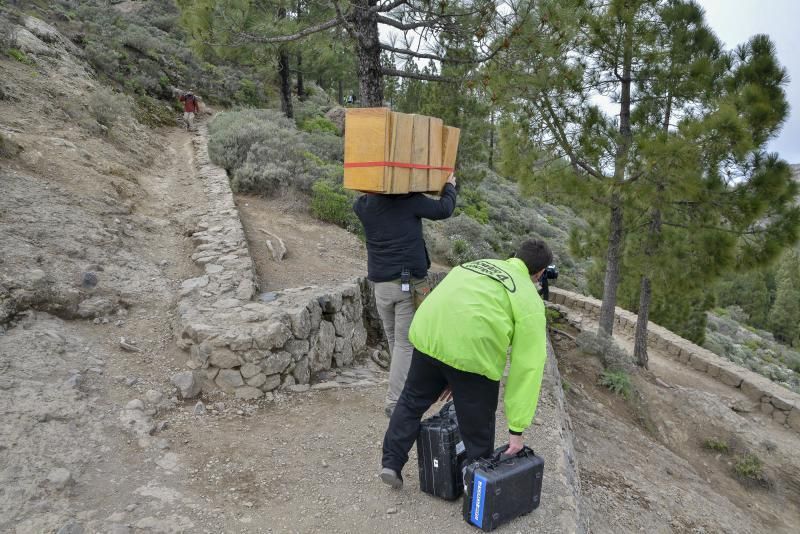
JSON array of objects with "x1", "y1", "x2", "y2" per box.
[
  {"x1": 379, "y1": 239, "x2": 552, "y2": 489},
  {"x1": 353, "y1": 173, "x2": 458, "y2": 419},
  {"x1": 179, "y1": 91, "x2": 199, "y2": 131}
]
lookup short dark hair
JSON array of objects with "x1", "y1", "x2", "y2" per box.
[{"x1": 515, "y1": 239, "x2": 553, "y2": 275}]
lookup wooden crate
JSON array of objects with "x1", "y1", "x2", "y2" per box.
[{"x1": 344, "y1": 107, "x2": 460, "y2": 194}]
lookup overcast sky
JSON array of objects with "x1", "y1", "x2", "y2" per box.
[{"x1": 699, "y1": 0, "x2": 799, "y2": 163}]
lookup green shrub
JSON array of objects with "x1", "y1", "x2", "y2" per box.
[
  {"x1": 134, "y1": 95, "x2": 175, "y2": 127},
  {"x1": 301, "y1": 116, "x2": 339, "y2": 136},
  {"x1": 311, "y1": 180, "x2": 362, "y2": 236},
  {"x1": 209, "y1": 109, "x2": 343, "y2": 195},
  {"x1": 733, "y1": 453, "x2": 766, "y2": 483},
  {"x1": 7, "y1": 48, "x2": 33, "y2": 65},
  {"x1": 88, "y1": 87, "x2": 128, "y2": 129},
  {"x1": 576, "y1": 331, "x2": 632, "y2": 371},
  {"x1": 545, "y1": 307, "x2": 563, "y2": 326},
  {"x1": 703, "y1": 437, "x2": 730, "y2": 453},
  {"x1": 456, "y1": 187, "x2": 490, "y2": 224},
  {"x1": 599, "y1": 369, "x2": 632, "y2": 399},
  {"x1": 233, "y1": 78, "x2": 261, "y2": 107}
]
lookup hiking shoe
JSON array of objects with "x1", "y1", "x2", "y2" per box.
[{"x1": 380, "y1": 468, "x2": 403, "y2": 489}]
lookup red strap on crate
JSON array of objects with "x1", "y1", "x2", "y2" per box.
[{"x1": 344, "y1": 161, "x2": 454, "y2": 171}]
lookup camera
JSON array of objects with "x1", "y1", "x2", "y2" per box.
[
  {"x1": 541, "y1": 265, "x2": 558, "y2": 282},
  {"x1": 538, "y1": 264, "x2": 558, "y2": 301}
]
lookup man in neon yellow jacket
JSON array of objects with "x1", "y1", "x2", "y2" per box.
[{"x1": 380, "y1": 239, "x2": 552, "y2": 489}]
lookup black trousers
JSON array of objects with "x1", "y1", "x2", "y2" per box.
[{"x1": 382, "y1": 349, "x2": 500, "y2": 474}]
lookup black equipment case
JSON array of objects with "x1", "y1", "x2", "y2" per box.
[
  {"x1": 462, "y1": 446, "x2": 544, "y2": 531},
  {"x1": 416, "y1": 401, "x2": 466, "y2": 500}
]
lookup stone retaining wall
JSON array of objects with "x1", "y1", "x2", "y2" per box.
[
  {"x1": 549, "y1": 287, "x2": 800, "y2": 434},
  {"x1": 171, "y1": 126, "x2": 368, "y2": 400}
]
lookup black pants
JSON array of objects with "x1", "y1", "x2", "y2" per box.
[{"x1": 382, "y1": 349, "x2": 500, "y2": 473}]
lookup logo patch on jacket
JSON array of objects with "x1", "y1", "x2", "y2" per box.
[{"x1": 460, "y1": 260, "x2": 516, "y2": 292}]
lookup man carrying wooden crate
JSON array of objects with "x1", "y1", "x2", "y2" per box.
[{"x1": 353, "y1": 173, "x2": 458, "y2": 418}]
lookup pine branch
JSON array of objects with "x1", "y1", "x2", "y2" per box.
[
  {"x1": 332, "y1": 0, "x2": 356, "y2": 38},
  {"x1": 373, "y1": 0, "x2": 410, "y2": 12},
  {"x1": 379, "y1": 42, "x2": 503, "y2": 65},
  {"x1": 377, "y1": 14, "x2": 437, "y2": 31},
  {"x1": 380, "y1": 66, "x2": 456, "y2": 82},
  {"x1": 233, "y1": 17, "x2": 341, "y2": 44},
  {"x1": 539, "y1": 98, "x2": 605, "y2": 181}
]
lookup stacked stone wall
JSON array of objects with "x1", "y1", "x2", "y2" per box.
[
  {"x1": 549, "y1": 287, "x2": 800, "y2": 434},
  {"x1": 171, "y1": 127, "x2": 369, "y2": 400}
]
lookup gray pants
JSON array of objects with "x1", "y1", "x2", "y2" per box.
[{"x1": 374, "y1": 281, "x2": 416, "y2": 408}]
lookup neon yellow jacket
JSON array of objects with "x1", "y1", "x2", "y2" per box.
[{"x1": 408, "y1": 257, "x2": 547, "y2": 433}]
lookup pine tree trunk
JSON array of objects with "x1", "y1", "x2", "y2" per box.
[
  {"x1": 598, "y1": 193, "x2": 624, "y2": 336},
  {"x1": 278, "y1": 49, "x2": 293, "y2": 119},
  {"x1": 489, "y1": 110, "x2": 495, "y2": 170},
  {"x1": 338, "y1": 79, "x2": 343, "y2": 105},
  {"x1": 598, "y1": 15, "x2": 633, "y2": 338},
  {"x1": 352, "y1": 0, "x2": 384, "y2": 106},
  {"x1": 634, "y1": 89, "x2": 673, "y2": 366},
  {"x1": 634, "y1": 275, "x2": 651, "y2": 368},
  {"x1": 295, "y1": 0, "x2": 305, "y2": 100},
  {"x1": 277, "y1": 7, "x2": 293, "y2": 119},
  {"x1": 296, "y1": 52, "x2": 305, "y2": 100}
]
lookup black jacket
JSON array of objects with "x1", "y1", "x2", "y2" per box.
[{"x1": 353, "y1": 184, "x2": 457, "y2": 282}]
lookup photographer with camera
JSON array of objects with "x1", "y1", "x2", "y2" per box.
[{"x1": 380, "y1": 239, "x2": 552, "y2": 489}]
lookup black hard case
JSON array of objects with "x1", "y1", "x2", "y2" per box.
[
  {"x1": 416, "y1": 401, "x2": 467, "y2": 500},
  {"x1": 462, "y1": 446, "x2": 544, "y2": 531}
]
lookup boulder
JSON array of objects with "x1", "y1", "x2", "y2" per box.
[
  {"x1": 352, "y1": 323, "x2": 368, "y2": 353},
  {"x1": 209, "y1": 347, "x2": 241, "y2": 369},
  {"x1": 253, "y1": 321, "x2": 292, "y2": 350},
  {"x1": 246, "y1": 373, "x2": 267, "y2": 388},
  {"x1": 293, "y1": 357, "x2": 310, "y2": 385},
  {"x1": 289, "y1": 306, "x2": 311, "y2": 339},
  {"x1": 216, "y1": 369, "x2": 244, "y2": 393},
  {"x1": 261, "y1": 374, "x2": 282, "y2": 392},
  {"x1": 235, "y1": 386, "x2": 264, "y2": 400},
  {"x1": 240, "y1": 362, "x2": 261, "y2": 379},
  {"x1": 171, "y1": 371, "x2": 201, "y2": 399},
  {"x1": 190, "y1": 342, "x2": 212, "y2": 367},
  {"x1": 309, "y1": 321, "x2": 336, "y2": 372},
  {"x1": 307, "y1": 300, "x2": 322, "y2": 331},
  {"x1": 285, "y1": 339, "x2": 310, "y2": 360},
  {"x1": 77, "y1": 296, "x2": 115, "y2": 318},
  {"x1": 334, "y1": 337, "x2": 354, "y2": 367},
  {"x1": 263, "y1": 351, "x2": 292, "y2": 375}
]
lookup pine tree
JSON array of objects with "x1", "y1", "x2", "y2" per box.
[
  {"x1": 769, "y1": 250, "x2": 800, "y2": 347},
  {"x1": 494, "y1": 0, "x2": 657, "y2": 337},
  {"x1": 177, "y1": 0, "x2": 524, "y2": 107}
]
